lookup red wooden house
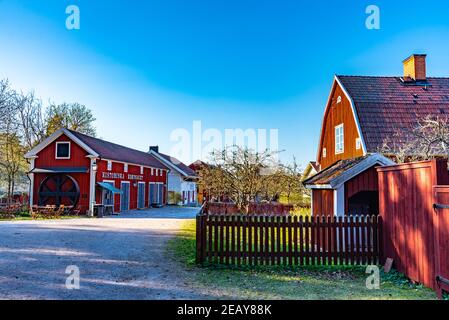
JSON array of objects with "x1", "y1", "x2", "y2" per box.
[
  {"x1": 304, "y1": 54, "x2": 449, "y2": 216},
  {"x1": 24, "y1": 128, "x2": 170, "y2": 215}
]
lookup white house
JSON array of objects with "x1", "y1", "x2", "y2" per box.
[{"x1": 149, "y1": 146, "x2": 198, "y2": 206}]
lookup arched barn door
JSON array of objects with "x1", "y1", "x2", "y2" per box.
[{"x1": 38, "y1": 174, "x2": 80, "y2": 209}]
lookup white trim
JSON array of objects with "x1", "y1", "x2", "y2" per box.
[
  {"x1": 107, "y1": 160, "x2": 112, "y2": 171},
  {"x1": 315, "y1": 76, "x2": 368, "y2": 163},
  {"x1": 101, "y1": 180, "x2": 115, "y2": 209},
  {"x1": 29, "y1": 158, "x2": 35, "y2": 207},
  {"x1": 88, "y1": 158, "x2": 97, "y2": 217},
  {"x1": 120, "y1": 181, "x2": 130, "y2": 211},
  {"x1": 335, "y1": 76, "x2": 367, "y2": 155},
  {"x1": 334, "y1": 185, "x2": 345, "y2": 217},
  {"x1": 55, "y1": 141, "x2": 71, "y2": 159},
  {"x1": 99, "y1": 158, "x2": 165, "y2": 173},
  {"x1": 306, "y1": 184, "x2": 333, "y2": 190},
  {"x1": 137, "y1": 181, "x2": 146, "y2": 209},
  {"x1": 334, "y1": 123, "x2": 344, "y2": 155},
  {"x1": 149, "y1": 150, "x2": 192, "y2": 178},
  {"x1": 25, "y1": 128, "x2": 98, "y2": 158},
  {"x1": 330, "y1": 154, "x2": 395, "y2": 188},
  {"x1": 124, "y1": 163, "x2": 128, "y2": 173}
]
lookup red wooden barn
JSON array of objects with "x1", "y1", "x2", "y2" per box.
[
  {"x1": 25, "y1": 128, "x2": 170, "y2": 215},
  {"x1": 304, "y1": 54, "x2": 449, "y2": 216}
]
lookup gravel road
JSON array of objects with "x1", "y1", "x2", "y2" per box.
[{"x1": 0, "y1": 207, "x2": 208, "y2": 300}]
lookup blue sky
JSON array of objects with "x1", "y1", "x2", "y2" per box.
[{"x1": 1, "y1": 0, "x2": 449, "y2": 167}]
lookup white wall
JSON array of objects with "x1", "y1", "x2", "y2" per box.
[{"x1": 167, "y1": 172, "x2": 197, "y2": 205}]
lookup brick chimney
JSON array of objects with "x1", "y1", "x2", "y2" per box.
[
  {"x1": 403, "y1": 54, "x2": 427, "y2": 81},
  {"x1": 149, "y1": 146, "x2": 159, "y2": 153}
]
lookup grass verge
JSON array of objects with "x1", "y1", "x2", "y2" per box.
[{"x1": 167, "y1": 219, "x2": 437, "y2": 300}]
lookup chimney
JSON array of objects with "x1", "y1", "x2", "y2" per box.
[
  {"x1": 149, "y1": 146, "x2": 159, "y2": 153},
  {"x1": 403, "y1": 54, "x2": 427, "y2": 81}
]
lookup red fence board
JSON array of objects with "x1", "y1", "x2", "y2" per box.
[{"x1": 377, "y1": 159, "x2": 449, "y2": 293}]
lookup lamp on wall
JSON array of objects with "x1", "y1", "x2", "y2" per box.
[{"x1": 92, "y1": 161, "x2": 98, "y2": 172}]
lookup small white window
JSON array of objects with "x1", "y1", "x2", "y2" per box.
[
  {"x1": 55, "y1": 142, "x2": 71, "y2": 159},
  {"x1": 151, "y1": 168, "x2": 154, "y2": 176},
  {"x1": 323, "y1": 148, "x2": 327, "y2": 158},
  {"x1": 107, "y1": 161, "x2": 112, "y2": 171},
  {"x1": 356, "y1": 138, "x2": 362, "y2": 150},
  {"x1": 124, "y1": 163, "x2": 128, "y2": 172},
  {"x1": 140, "y1": 166, "x2": 144, "y2": 175},
  {"x1": 337, "y1": 96, "x2": 342, "y2": 104},
  {"x1": 335, "y1": 124, "x2": 344, "y2": 154}
]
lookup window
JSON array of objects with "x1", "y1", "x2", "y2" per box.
[
  {"x1": 335, "y1": 124, "x2": 344, "y2": 154},
  {"x1": 124, "y1": 163, "x2": 128, "y2": 172},
  {"x1": 55, "y1": 142, "x2": 70, "y2": 159},
  {"x1": 107, "y1": 161, "x2": 112, "y2": 171},
  {"x1": 356, "y1": 138, "x2": 362, "y2": 150},
  {"x1": 323, "y1": 148, "x2": 327, "y2": 158},
  {"x1": 140, "y1": 166, "x2": 144, "y2": 175},
  {"x1": 336, "y1": 96, "x2": 342, "y2": 104},
  {"x1": 151, "y1": 168, "x2": 154, "y2": 176}
]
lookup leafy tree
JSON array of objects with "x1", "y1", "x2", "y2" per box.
[{"x1": 46, "y1": 103, "x2": 96, "y2": 136}]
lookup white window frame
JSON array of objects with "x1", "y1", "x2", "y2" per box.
[
  {"x1": 335, "y1": 124, "x2": 344, "y2": 155},
  {"x1": 107, "y1": 161, "x2": 112, "y2": 171},
  {"x1": 124, "y1": 163, "x2": 128, "y2": 173},
  {"x1": 140, "y1": 166, "x2": 144, "y2": 175},
  {"x1": 323, "y1": 147, "x2": 327, "y2": 158},
  {"x1": 55, "y1": 141, "x2": 71, "y2": 159},
  {"x1": 151, "y1": 168, "x2": 154, "y2": 176},
  {"x1": 356, "y1": 137, "x2": 362, "y2": 150},
  {"x1": 336, "y1": 95, "x2": 342, "y2": 104}
]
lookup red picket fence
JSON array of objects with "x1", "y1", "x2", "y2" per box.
[
  {"x1": 196, "y1": 214, "x2": 382, "y2": 266},
  {"x1": 206, "y1": 202, "x2": 294, "y2": 216}
]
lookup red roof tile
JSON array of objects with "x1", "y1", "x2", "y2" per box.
[
  {"x1": 68, "y1": 130, "x2": 166, "y2": 169},
  {"x1": 338, "y1": 76, "x2": 449, "y2": 152}
]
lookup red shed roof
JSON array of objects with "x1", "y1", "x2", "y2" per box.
[
  {"x1": 337, "y1": 76, "x2": 449, "y2": 152},
  {"x1": 67, "y1": 129, "x2": 167, "y2": 169}
]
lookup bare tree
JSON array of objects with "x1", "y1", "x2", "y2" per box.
[
  {"x1": 16, "y1": 91, "x2": 46, "y2": 149},
  {"x1": 380, "y1": 115, "x2": 449, "y2": 163},
  {"x1": 200, "y1": 146, "x2": 281, "y2": 213}
]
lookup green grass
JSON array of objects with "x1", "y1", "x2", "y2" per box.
[
  {"x1": 0, "y1": 211, "x2": 89, "y2": 221},
  {"x1": 167, "y1": 219, "x2": 437, "y2": 300}
]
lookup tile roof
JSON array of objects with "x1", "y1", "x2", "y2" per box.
[
  {"x1": 154, "y1": 152, "x2": 197, "y2": 177},
  {"x1": 304, "y1": 156, "x2": 370, "y2": 186},
  {"x1": 338, "y1": 76, "x2": 449, "y2": 152},
  {"x1": 68, "y1": 130, "x2": 167, "y2": 169}
]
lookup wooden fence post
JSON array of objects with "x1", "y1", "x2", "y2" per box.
[{"x1": 196, "y1": 214, "x2": 205, "y2": 265}]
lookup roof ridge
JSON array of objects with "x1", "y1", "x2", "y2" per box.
[{"x1": 68, "y1": 129, "x2": 151, "y2": 157}]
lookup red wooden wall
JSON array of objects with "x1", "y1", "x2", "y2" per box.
[
  {"x1": 33, "y1": 134, "x2": 91, "y2": 213},
  {"x1": 377, "y1": 159, "x2": 449, "y2": 291},
  {"x1": 344, "y1": 166, "x2": 379, "y2": 212},
  {"x1": 312, "y1": 189, "x2": 334, "y2": 216},
  {"x1": 317, "y1": 82, "x2": 364, "y2": 170},
  {"x1": 95, "y1": 159, "x2": 168, "y2": 213},
  {"x1": 433, "y1": 186, "x2": 449, "y2": 297}
]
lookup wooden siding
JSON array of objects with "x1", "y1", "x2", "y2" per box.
[
  {"x1": 95, "y1": 159, "x2": 168, "y2": 212},
  {"x1": 344, "y1": 166, "x2": 379, "y2": 212},
  {"x1": 318, "y1": 82, "x2": 364, "y2": 169},
  {"x1": 33, "y1": 134, "x2": 91, "y2": 213},
  {"x1": 377, "y1": 159, "x2": 449, "y2": 291},
  {"x1": 34, "y1": 134, "x2": 90, "y2": 168},
  {"x1": 312, "y1": 189, "x2": 334, "y2": 216}
]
